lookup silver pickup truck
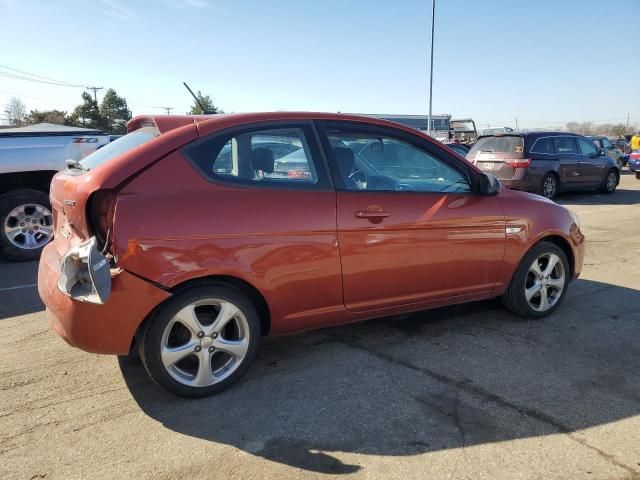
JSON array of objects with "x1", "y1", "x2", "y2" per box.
[{"x1": 0, "y1": 123, "x2": 112, "y2": 261}]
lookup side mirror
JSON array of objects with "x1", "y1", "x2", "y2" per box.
[
  {"x1": 598, "y1": 148, "x2": 606, "y2": 157},
  {"x1": 479, "y1": 173, "x2": 501, "y2": 196}
]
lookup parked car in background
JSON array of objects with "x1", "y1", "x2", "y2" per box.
[
  {"x1": 612, "y1": 137, "x2": 629, "y2": 154},
  {"x1": 450, "y1": 118, "x2": 478, "y2": 144},
  {"x1": 628, "y1": 152, "x2": 640, "y2": 179},
  {"x1": 467, "y1": 132, "x2": 620, "y2": 199},
  {"x1": 482, "y1": 127, "x2": 514, "y2": 136},
  {"x1": 588, "y1": 136, "x2": 625, "y2": 168},
  {"x1": 443, "y1": 142, "x2": 470, "y2": 157},
  {"x1": 38, "y1": 112, "x2": 584, "y2": 397},
  {"x1": 0, "y1": 123, "x2": 111, "y2": 260}
]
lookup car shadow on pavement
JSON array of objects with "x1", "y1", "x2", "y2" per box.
[
  {"x1": 557, "y1": 187, "x2": 640, "y2": 206},
  {"x1": 119, "y1": 279, "x2": 640, "y2": 475}
]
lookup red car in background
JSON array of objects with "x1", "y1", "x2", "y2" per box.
[{"x1": 38, "y1": 112, "x2": 585, "y2": 397}]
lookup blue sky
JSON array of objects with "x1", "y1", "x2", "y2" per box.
[{"x1": 1, "y1": 0, "x2": 638, "y2": 130}]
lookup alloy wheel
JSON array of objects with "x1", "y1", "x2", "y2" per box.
[
  {"x1": 160, "y1": 298, "x2": 250, "y2": 387},
  {"x1": 605, "y1": 171, "x2": 617, "y2": 192},
  {"x1": 3, "y1": 203, "x2": 54, "y2": 250},
  {"x1": 524, "y1": 253, "x2": 565, "y2": 312},
  {"x1": 542, "y1": 176, "x2": 556, "y2": 199}
]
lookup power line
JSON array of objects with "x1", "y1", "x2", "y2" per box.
[
  {"x1": 0, "y1": 65, "x2": 88, "y2": 88},
  {"x1": 0, "y1": 64, "x2": 87, "y2": 87}
]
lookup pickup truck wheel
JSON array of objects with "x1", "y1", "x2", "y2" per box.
[{"x1": 0, "y1": 189, "x2": 54, "y2": 262}]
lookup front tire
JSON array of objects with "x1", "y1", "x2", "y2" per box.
[
  {"x1": 599, "y1": 169, "x2": 618, "y2": 194},
  {"x1": 139, "y1": 284, "x2": 262, "y2": 398},
  {"x1": 502, "y1": 241, "x2": 570, "y2": 318},
  {"x1": 0, "y1": 189, "x2": 54, "y2": 262}
]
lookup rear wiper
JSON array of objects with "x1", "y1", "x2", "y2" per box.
[
  {"x1": 65, "y1": 159, "x2": 88, "y2": 171},
  {"x1": 479, "y1": 149, "x2": 494, "y2": 153}
]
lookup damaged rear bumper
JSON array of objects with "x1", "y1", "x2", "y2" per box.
[{"x1": 38, "y1": 241, "x2": 171, "y2": 355}]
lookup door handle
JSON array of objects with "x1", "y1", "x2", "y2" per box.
[{"x1": 355, "y1": 210, "x2": 390, "y2": 219}]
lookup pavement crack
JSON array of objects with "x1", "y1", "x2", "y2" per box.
[{"x1": 334, "y1": 335, "x2": 639, "y2": 476}]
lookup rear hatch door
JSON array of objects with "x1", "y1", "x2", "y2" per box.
[{"x1": 467, "y1": 135, "x2": 525, "y2": 179}]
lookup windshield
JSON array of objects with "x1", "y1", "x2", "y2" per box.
[
  {"x1": 469, "y1": 135, "x2": 524, "y2": 154},
  {"x1": 450, "y1": 120, "x2": 476, "y2": 132},
  {"x1": 79, "y1": 127, "x2": 159, "y2": 170}
]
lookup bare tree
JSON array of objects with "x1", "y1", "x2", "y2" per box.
[{"x1": 4, "y1": 97, "x2": 27, "y2": 127}]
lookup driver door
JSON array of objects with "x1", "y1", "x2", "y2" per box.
[{"x1": 318, "y1": 121, "x2": 505, "y2": 312}]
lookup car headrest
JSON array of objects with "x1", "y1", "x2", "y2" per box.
[
  {"x1": 333, "y1": 147, "x2": 355, "y2": 176},
  {"x1": 251, "y1": 148, "x2": 275, "y2": 173}
]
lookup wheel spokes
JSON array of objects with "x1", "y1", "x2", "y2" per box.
[
  {"x1": 208, "y1": 301, "x2": 240, "y2": 334},
  {"x1": 24, "y1": 233, "x2": 36, "y2": 248},
  {"x1": 525, "y1": 282, "x2": 542, "y2": 301},
  {"x1": 173, "y1": 305, "x2": 203, "y2": 336},
  {"x1": 529, "y1": 260, "x2": 543, "y2": 279},
  {"x1": 162, "y1": 297, "x2": 251, "y2": 388},
  {"x1": 161, "y1": 341, "x2": 197, "y2": 368},
  {"x1": 547, "y1": 276, "x2": 565, "y2": 290},
  {"x1": 193, "y1": 350, "x2": 215, "y2": 386},
  {"x1": 542, "y1": 254, "x2": 560, "y2": 277},
  {"x1": 213, "y1": 337, "x2": 249, "y2": 359},
  {"x1": 537, "y1": 285, "x2": 549, "y2": 311}
]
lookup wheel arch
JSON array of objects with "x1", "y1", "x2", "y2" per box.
[
  {"x1": 132, "y1": 274, "x2": 272, "y2": 353},
  {"x1": 0, "y1": 171, "x2": 57, "y2": 196},
  {"x1": 534, "y1": 235, "x2": 575, "y2": 279}
]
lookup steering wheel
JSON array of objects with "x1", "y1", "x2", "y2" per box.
[{"x1": 348, "y1": 170, "x2": 369, "y2": 190}]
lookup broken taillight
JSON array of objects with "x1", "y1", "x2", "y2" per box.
[{"x1": 88, "y1": 190, "x2": 117, "y2": 250}]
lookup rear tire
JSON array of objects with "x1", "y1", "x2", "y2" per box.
[
  {"x1": 139, "y1": 284, "x2": 262, "y2": 398},
  {"x1": 539, "y1": 173, "x2": 558, "y2": 199},
  {"x1": 0, "y1": 189, "x2": 53, "y2": 262},
  {"x1": 502, "y1": 241, "x2": 570, "y2": 318},
  {"x1": 599, "y1": 169, "x2": 618, "y2": 194}
]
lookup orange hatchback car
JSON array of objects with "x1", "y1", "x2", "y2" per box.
[{"x1": 38, "y1": 112, "x2": 585, "y2": 397}]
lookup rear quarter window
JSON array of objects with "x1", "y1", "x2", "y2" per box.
[
  {"x1": 183, "y1": 125, "x2": 328, "y2": 190},
  {"x1": 530, "y1": 137, "x2": 556, "y2": 155}
]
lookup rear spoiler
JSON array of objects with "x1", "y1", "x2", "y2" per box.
[{"x1": 127, "y1": 115, "x2": 209, "y2": 135}]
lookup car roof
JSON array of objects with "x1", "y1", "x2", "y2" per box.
[
  {"x1": 480, "y1": 130, "x2": 576, "y2": 138},
  {"x1": 127, "y1": 111, "x2": 455, "y2": 144}
]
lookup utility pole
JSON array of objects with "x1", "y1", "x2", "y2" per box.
[
  {"x1": 87, "y1": 86, "x2": 103, "y2": 103},
  {"x1": 427, "y1": 0, "x2": 435, "y2": 136},
  {"x1": 627, "y1": 112, "x2": 630, "y2": 133},
  {"x1": 515, "y1": 117, "x2": 518, "y2": 131},
  {"x1": 161, "y1": 107, "x2": 173, "y2": 115}
]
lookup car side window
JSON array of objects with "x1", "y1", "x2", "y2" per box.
[
  {"x1": 326, "y1": 131, "x2": 471, "y2": 193},
  {"x1": 602, "y1": 138, "x2": 613, "y2": 149},
  {"x1": 186, "y1": 127, "x2": 319, "y2": 186},
  {"x1": 553, "y1": 137, "x2": 578, "y2": 154},
  {"x1": 576, "y1": 137, "x2": 598, "y2": 156},
  {"x1": 530, "y1": 137, "x2": 555, "y2": 155}
]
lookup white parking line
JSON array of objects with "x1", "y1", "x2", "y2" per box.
[{"x1": 0, "y1": 283, "x2": 37, "y2": 292}]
